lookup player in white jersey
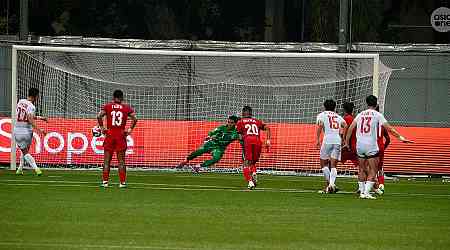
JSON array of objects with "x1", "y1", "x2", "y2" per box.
[
  {"x1": 344, "y1": 95, "x2": 412, "y2": 199},
  {"x1": 14, "y1": 87, "x2": 47, "y2": 175},
  {"x1": 316, "y1": 99, "x2": 347, "y2": 193}
]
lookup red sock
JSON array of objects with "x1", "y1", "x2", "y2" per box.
[
  {"x1": 102, "y1": 167, "x2": 110, "y2": 183},
  {"x1": 250, "y1": 165, "x2": 257, "y2": 174},
  {"x1": 378, "y1": 175, "x2": 385, "y2": 185},
  {"x1": 119, "y1": 168, "x2": 127, "y2": 184},
  {"x1": 243, "y1": 167, "x2": 252, "y2": 182}
]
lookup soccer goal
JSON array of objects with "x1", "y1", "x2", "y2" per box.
[{"x1": 9, "y1": 45, "x2": 392, "y2": 175}]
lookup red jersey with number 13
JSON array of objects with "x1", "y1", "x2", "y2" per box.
[
  {"x1": 103, "y1": 102, "x2": 134, "y2": 134},
  {"x1": 236, "y1": 117, "x2": 264, "y2": 144}
]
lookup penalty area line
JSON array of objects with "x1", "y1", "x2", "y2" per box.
[
  {"x1": 0, "y1": 179, "x2": 319, "y2": 193},
  {"x1": 1, "y1": 179, "x2": 449, "y2": 198}
]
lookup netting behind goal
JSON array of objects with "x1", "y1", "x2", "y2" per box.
[{"x1": 10, "y1": 46, "x2": 392, "y2": 175}]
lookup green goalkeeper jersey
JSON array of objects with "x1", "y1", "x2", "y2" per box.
[{"x1": 207, "y1": 125, "x2": 240, "y2": 148}]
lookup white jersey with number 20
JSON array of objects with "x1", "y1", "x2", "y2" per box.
[
  {"x1": 14, "y1": 99, "x2": 36, "y2": 150},
  {"x1": 15, "y1": 99, "x2": 36, "y2": 130}
]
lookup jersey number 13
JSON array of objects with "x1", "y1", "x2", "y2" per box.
[{"x1": 111, "y1": 111, "x2": 123, "y2": 126}]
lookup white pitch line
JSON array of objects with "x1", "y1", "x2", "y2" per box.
[
  {"x1": 1, "y1": 179, "x2": 450, "y2": 197},
  {"x1": 1, "y1": 183, "x2": 41, "y2": 186},
  {"x1": 2, "y1": 179, "x2": 236, "y2": 189},
  {"x1": 0, "y1": 179, "x2": 326, "y2": 193},
  {"x1": 0, "y1": 241, "x2": 197, "y2": 250}
]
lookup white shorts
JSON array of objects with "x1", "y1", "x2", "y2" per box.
[
  {"x1": 14, "y1": 128, "x2": 33, "y2": 150},
  {"x1": 356, "y1": 142, "x2": 379, "y2": 158},
  {"x1": 320, "y1": 144, "x2": 341, "y2": 161}
]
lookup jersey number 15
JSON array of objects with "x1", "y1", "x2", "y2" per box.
[{"x1": 328, "y1": 116, "x2": 339, "y2": 129}]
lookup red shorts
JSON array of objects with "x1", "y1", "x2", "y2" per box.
[
  {"x1": 103, "y1": 131, "x2": 127, "y2": 153},
  {"x1": 341, "y1": 148, "x2": 358, "y2": 166},
  {"x1": 378, "y1": 149, "x2": 385, "y2": 168},
  {"x1": 242, "y1": 141, "x2": 262, "y2": 164}
]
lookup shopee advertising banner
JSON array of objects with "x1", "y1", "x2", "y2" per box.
[
  {"x1": 1, "y1": 117, "x2": 449, "y2": 174},
  {"x1": 0, "y1": 116, "x2": 318, "y2": 169}
]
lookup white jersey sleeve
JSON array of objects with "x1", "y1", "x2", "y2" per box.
[
  {"x1": 378, "y1": 112, "x2": 387, "y2": 125},
  {"x1": 27, "y1": 103, "x2": 36, "y2": 116},
  {"x1": 316, "y1": 113, "x2": 324, "y2": 125},
  {"x1": 338, "y1": 115, "x2": 346, "y2": 127}
]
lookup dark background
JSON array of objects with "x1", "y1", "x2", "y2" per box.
[{"x1": 1, "y1": 0, "x2": 449, "y2": 43}]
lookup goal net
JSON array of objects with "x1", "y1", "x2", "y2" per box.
[{"x1": 9, "y1": 45, "x2": 393, "y2": 175}]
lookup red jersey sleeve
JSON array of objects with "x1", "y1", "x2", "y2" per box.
[
  {"x1": 257, "y1": 119, "x2": 264, "y2": 129},
  {"x1": 102, "y1": 103, "x2": 109, "y2": 113},
  {"x1": 344, "y1": 114, "x2": 354, "y2": 126},
  {"x1": 236, "y1": 120, "x2": 244, "y2": 134},
  {"x1": 126, "y1": 104, "x2": 134, "y2": 115}
]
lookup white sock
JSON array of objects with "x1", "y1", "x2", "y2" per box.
[
  {"x1": 18, "y1": 154, "x2": 24, "y2": 170},
  {"x1": 364, "y1": 181, "x2": 375, "y2": 195},
  {"x1": 322, "y1": 167, "x2": 330, "y2": 182},
  {"x1": 358, "y1": 181, "x2": 364, "y2": 193},
  {"x1": 23, "y1": 154, "x2": 38, "y2": 170},
  {"x1": 330, "y1": 168, "x2": 337, "y2": 186}
]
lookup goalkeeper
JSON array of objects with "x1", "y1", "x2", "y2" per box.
[{"x1": 177, "y1": 115, "x2": 240, "y2": 172}]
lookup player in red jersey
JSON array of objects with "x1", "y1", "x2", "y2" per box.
[
  {"x1": 340, "y1": 102, "x2": 361, "y2": 194},
  {"x1": 236, "y1": 106, "x2": 271, "y2": 190},
  {"x1": 375, "y1": 105, "x2": 390, "y2": 194},
  {"x1": 97, "y1": 90, "x2": 137, "y2": 188},
  {"x1": 340, "y1": 102, "x2": 358, "y2": 167}
]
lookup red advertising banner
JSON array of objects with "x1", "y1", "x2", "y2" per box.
[{"x1": 1, "y1": 117, "x2": 450, "y2": 174}]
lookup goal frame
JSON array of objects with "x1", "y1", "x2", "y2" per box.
[{"x1": 10, "y1": 44, "x2": 380, "y2": 170}]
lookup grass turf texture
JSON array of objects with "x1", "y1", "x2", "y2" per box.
[{"x1": 1, "y1": 169, "x2": 449, "y2": 250}]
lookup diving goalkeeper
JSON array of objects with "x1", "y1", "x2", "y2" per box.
[{"x1": 177, "y1": 115, "x2": 240, "y2": 172}]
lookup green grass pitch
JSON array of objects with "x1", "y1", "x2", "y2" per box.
[{"x1": 1, "y1": 169, "x2": 449, "y2": 250}]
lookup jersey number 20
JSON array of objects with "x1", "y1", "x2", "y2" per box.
[
  {"x1": 111, "y1": 111, "x2": 123, "y2": 126},
  {"x1": 17, "y1": 107, "x2": 27, "y2": 122},
  {"x1": 245, "y1": 124, "x2": 259, "y2": 135}
]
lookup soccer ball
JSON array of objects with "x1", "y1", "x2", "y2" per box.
[{"x1": 92, "y1": 126, "x2": 102, "y2": 137}]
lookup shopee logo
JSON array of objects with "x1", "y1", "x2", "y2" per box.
[{"x1": 0, "y1": 118, "x2": 134, "y2": 164}]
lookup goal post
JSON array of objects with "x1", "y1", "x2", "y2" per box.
[
  {"x1": 10, "y1": 46, "x2": 18, "y2": 170},
  {"x1": 9, "y1": 45, "x2": 392, "y2": 174}
]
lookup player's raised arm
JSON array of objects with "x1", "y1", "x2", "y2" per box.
[
  {"x1": 97, "y1": 109, "x2": 107, "y2": 132},
  {"x1": 126, "y1": 112, "x2": 138, "y2": 136},
  {"x1": 382, "y1": 122, "x2": 413, "y2": 143},
  {"x1": 35, "y1": 115, "x2": 48, "y2": 122},
  {"x1": 261, "y1": 123, "x2": 271, "y2": 148}
]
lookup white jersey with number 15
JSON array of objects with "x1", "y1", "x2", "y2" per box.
[
  {"x1": 355, "y1": 109, "x2": 387, "y2": 146},
  {"x1": 316, "y1": 111, "x2": 345, "y2": 145}
]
